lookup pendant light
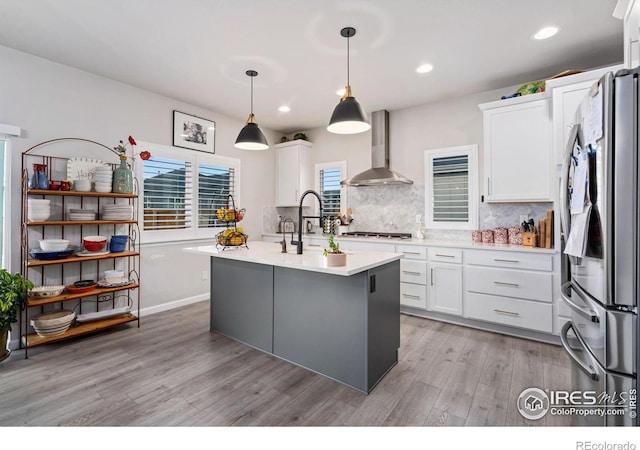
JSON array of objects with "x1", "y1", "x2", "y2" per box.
[
  {"x1": 327, "y1": 27, "x2": 371, "y2": 135},
  {"x1": 235, "y1": 70, "x2": 269, "y2": 150}
]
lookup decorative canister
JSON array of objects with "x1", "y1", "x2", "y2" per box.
[
  {"x1": 508, "y1": 226, "x2": 523, "y2": 245},
  {"x1": 112, "y1": 156, "x2": 133, "y2": 194},
  {"x1": 494, "y1": 227, "x2": 508, "y2": 244},
  {"x1": 471, "y1": 230, "x2": 482, "y2": 243},
  {"x1": 481, "y1": 229, "x2": 494, "y2": 243}
]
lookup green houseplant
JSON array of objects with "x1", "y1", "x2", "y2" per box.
[
  {"x1": 323, "y1": 234, "x2": 347, "y2": 267},
  {"x1": 0, "y1": 269, "x2": 33, "y2": 362}
]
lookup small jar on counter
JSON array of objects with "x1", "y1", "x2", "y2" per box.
[
  {"x1": 481, "y1": 229, "x2": 494, "y2": 243},
  {"x1": 508, "y1": 226, "x2": 523, "y2": 245},
  {"x1": 494, "y1": 227, "x2": 508, "y2": 244},
  {"x1": 471, "y1": 230, "x2": 482, "y2": 243}
]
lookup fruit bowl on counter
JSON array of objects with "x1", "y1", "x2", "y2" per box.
[{"x1": 216, "y1": 228, "x2": 248, "y2": 247}]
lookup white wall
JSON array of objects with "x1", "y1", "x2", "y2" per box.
[{"x1": 0, "y1": 45, "x2": 278, "y2": 321}]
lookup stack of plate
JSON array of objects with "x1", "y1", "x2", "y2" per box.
[
  {"x1": 102, "y1": 204, "x2": 133, "y2": 220},
  {"x1": 94, "y1": 166, "x2": 113, "y2": 193},
  {"x1": 68, "y1": 208, "x2": 96, "y2": 221},
  {"x1": 28, "y1": 199, "x2": 51, "y2": 221}
]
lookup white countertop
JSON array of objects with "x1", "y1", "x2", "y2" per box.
[
  {"x1": 183, "y1": 241, "x2": 402, "y2": 276},
  {"x1": 261, "y1": 233, "x2": 557, "y2": 254}
]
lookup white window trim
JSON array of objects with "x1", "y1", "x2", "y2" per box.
[
  {"x1": 315, "y1": 160, "x2": 347, "y2": 216},
  {"x1": 0, "y1": 124, "x2": 21, "y2": 270},
  {"x1": 135, "y1": 141, "x2": 241, "y2": 244},
  {"x1": 424, "y1": 144, "x2": 478, "y2": 231}
]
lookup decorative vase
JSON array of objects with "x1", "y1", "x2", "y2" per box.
[
  {"x1": 0, "y1": 328, "x2": 10, "y2": 363},
  {"x1": 112, "y1": 156, "x2": 133, "y2": 194},
  {"x1": 28, "y1": 163, "x2": 49, "y2": 189}
]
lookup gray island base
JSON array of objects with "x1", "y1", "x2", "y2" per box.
[{"x1": 185, "y1": 242, "x2": 401, "y2": 394}]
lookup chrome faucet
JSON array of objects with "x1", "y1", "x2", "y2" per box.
[{"x1": 292, "y1": 189, "x2": 323, "y2": 254}]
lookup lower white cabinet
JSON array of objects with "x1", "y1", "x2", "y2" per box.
[
  {"x1": 463, "y1": 249, "x2": 554, "y2": 334},
  {"x1": 427, "y1": 262, "x2": 462, "y2": 316},
  {"x1": 400, "y1": 282, "x2": 427, "y2": 309}
]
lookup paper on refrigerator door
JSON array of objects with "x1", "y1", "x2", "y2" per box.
[
  {"x1": 564, "y1": 204, "x2": 591, "y2": 257},
  {"x1": 570, "y1": 144, "x2": 589, "y2": 214},
  {"x1": 586, "y1": 83, "x2": 604, "y2": 147}
]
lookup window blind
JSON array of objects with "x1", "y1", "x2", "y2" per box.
[
  {"x1": 198, "y1": 163, "x2": 235, "y2": 228},
  {"x1": 432, "y1": 155, "x2": 469, "y2": 222},
  {"x1": 143, "y1": 158, "x2": 236, "y2": 231},
  {"x1": 319, "y1": 167, "x2": 342, "y2": 216}
]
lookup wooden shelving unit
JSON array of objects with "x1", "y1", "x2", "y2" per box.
[{"x1": 20, "y1": 138, "x2": 141, "y2": 358}]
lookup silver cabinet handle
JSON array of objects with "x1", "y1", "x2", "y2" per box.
[
  {"x1": 434, "y1": 253, "x2": 455, "y2": 258},
  {"x1": 493, "y1": 281, "x2": 519, "y2": 287},
  {"x1": 487, "y1": 177, "x2": 491, "y2": 196},
  {"x1": 402, "y1": 251, "x2": 421, "y2": 255},
  {"x1": 402, "y1": 294, "x2": 421, "y2": 299},
  {"x1": 494, "y1": 309, "x2": 519, "y2": 317},
  {"x1": 402, "y1": 271, "x2": 421, "y2": 276},
  {"x1": 430, "y1": 268, "x2": 434, "y2": 286},
  {"x1": 494, "y1": 258, "x2": 519, "y2": 263}
]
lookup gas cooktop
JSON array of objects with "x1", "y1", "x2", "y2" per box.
[{"x1": 342, "y1": 231, "x2": 413, "y2": 240}]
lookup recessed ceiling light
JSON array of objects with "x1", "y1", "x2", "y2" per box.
[
  {"x1": 416, "y1": 63, "x2": 434, "y2": 74},
  {"x1": 336, "y1": 88, "x2": 346, "y2": 96},
  {"x1": 533, "y1": 26, "x2": 559, "y2": 40},
  {"x1": 278, "y1": 105, "x2": 291, "y2": 112}
]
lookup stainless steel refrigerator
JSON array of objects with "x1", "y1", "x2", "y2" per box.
[{"x1": 560, "y1": 68, "x2": 638, "y2": 426}]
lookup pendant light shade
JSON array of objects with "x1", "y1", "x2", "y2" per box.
[
  {"x1": 327, "y1": 27, "x2": 371, "y2": 135},
  {"x1": 235, "y1": 70, "x2": 269, "y2": 150}
]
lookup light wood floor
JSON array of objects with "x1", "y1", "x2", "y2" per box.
[{"x1": 0, "y1": 301, "x2": 572, "y2": 426}]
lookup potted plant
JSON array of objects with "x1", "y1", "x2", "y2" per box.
[
  {"x1": 0, "y1": 269, "x2": 33, "y2": 362},
  {"x1": 323, "y1": 234, "x2": 347, "y2": 267}
]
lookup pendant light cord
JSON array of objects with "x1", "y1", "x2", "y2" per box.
[
  {"x1": 250, "y1": 75, "x2": 254, "y2": 120},
  {"x1": 346, "y1": 34, "x2": 350, "y2": 87}
]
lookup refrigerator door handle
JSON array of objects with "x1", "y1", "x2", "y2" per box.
[
  {"x1": 559, "y1": 124, "x2": 579, "y2": 242},
  {"x1": 560, "y1": 321, "x2": 599, "y2": 381},
  {"x1": 560, "y1": 281, "x2": 600, "y2": 323}
]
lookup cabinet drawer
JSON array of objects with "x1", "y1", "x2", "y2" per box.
[
  {"x1": 400, "y1": 260, "x2": 427, "y2": 284},
  {"x1": 396, "y1": 245, "x2": 427, "y2": 260},
  {"x1": 464, "y1": 291, "x2": 553, "y2": 333},
  {"x1": 428, "y1": 247, "x2": 462, "y2": 264},
  {"x1": 400, "y1": 282, "x2": 427, "y2": 309},
  {"x1": 465, "y1": 249, "x2": 552, "y2": 271},
  {"x1": 464, "y1": 266, "x2": 552, "y2": 303}
]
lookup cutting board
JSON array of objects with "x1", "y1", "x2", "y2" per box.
[
  {"x1": 538, "y1": 219, "x2": 546, "y2": 248},
  {"x1": 546, "y1": 209, "x2": 553, "y2": 249}
]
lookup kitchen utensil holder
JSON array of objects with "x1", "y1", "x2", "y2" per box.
[{"x1": 522, "y1": 231, "x2": 537, "y2": 247}]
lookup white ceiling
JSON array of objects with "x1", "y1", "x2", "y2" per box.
[{"x1": 0, "y1": 0, "x2": 623, "y2": 134}]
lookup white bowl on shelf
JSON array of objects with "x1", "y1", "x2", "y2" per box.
[
  {"x1": 104, "y1": 269, "x2": 125, "y2": 283},
  {"x1": 31, "y1": 310, "x2": 75, "y2": 337},
  {"x1": 28, "y1": 210, "x2": 51, "y2": 221},
  {"x1": 73, "y1": 179, "x2": 91, "y2": 192},
  {"x1": 28, "y1": 199, "x2": 51, "y2": 205},
  {"x1": 94, "y1": 184, "x2": 112, "y2": 193},
  {"x1": 39, "y1": 239, "x2": 70, "y2": 252},
  {"x1": 28, "y1": 285, "x2": 65, "y2": 298}
]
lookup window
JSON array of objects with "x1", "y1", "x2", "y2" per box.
[
  {"x1": 315, "y1": 161, "x2": 347, "y2": 217},
  {"x1": 424, "y1": 145, "x2": 478, "y2": 230},
  {"x1": 136, "y1": 141, "x2": 240, "y2": 242}
]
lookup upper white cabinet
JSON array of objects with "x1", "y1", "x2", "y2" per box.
[
  {"x1": 615, "y1": 0, "x2": 639, "y2": 68},
  {"x1": 275, "y1": 139, "x2": 312, "y2": 207},
  {"x1": 479, "y1": 92, "x2": 552, "y2": 202},
  {"x1": 547, "y1": 65, "x2": 624, "y2": 165}
]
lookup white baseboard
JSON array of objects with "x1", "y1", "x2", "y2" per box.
[{"x1": 8, "y1": 294, "x2": 209, "y2": 351}]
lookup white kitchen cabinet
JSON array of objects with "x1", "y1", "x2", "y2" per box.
[
  {"x1": 275, "y1": 139, "x2": 312, "y2": 207},
  {"x1": 397, "y1": 244, "x2": 428, "y2": 310},
  {"x1": 463, "y1": 249, "x2": 554, "y2": 334},
  {"x1": 426, "y1": 247, "x2": 462, "y2": 316},
  {"x1": 615, "y1": 0, "x2": 640, "y2": 68},
  {"x1": 479, "y1": 93, "x2": 552, "y2": 202},
  {"x1": 547, "y1": 65, "x2": 624, "y2": 165}
]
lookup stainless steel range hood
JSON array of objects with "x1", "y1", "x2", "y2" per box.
[{"x1": 340, "y1": 110, "x2": 413, "y2": 186}]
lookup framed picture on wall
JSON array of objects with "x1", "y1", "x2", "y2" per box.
[{"x1": 172, "y1": 110, "x2": 215, "y2": 153}]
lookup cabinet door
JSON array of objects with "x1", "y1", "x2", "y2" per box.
[
  {"x1": 483, "y1": 98, "x2": 551, "y2": 202},
  {"x1": 275, "y1": 146, "x2": 300, "y2": 206},
  {"x1": 427, "y1": 263, "x2": 462, "y2": 316},
  {"x1": 552, "y1": 81, "x2": 593, "y2": 165}
]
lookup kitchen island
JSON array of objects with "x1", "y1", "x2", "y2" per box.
[{"x1": 184, "y1": 241, "x2": 401, "y2": 394}]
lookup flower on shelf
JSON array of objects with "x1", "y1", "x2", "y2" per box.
[{"x1": 114, "y1": 135, "x2": 151, "y2": 163}]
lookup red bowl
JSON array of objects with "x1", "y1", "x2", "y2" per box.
[{"x1": 83, "y1": 235, "x2": 107, "y2": 252}]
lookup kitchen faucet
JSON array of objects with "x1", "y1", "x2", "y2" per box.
[{"x1": 292, "y1": 189, "x2": 323, "y2": 254}]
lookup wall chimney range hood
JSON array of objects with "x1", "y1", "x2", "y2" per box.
[{"x1": 340, "y1": 110, "x2": 413, "y2": 186}]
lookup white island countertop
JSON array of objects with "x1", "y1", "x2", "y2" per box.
[{"x1": 183, "y1": 240, "x2": 402, "y2": 276}]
